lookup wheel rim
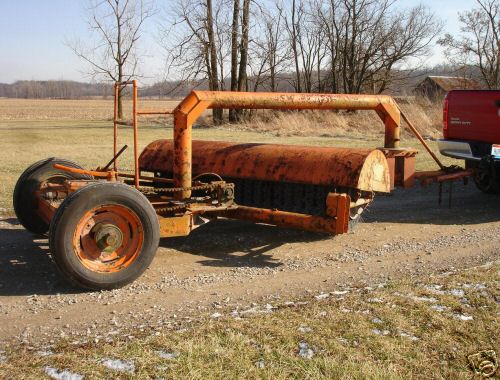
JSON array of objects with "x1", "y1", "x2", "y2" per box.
[{"x1": 73, "y1": 204, "x2": 143, "y2": 273}]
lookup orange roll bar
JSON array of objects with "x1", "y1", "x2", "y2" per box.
[{"x1": 173, "y1": 91, "x2": 401, "y2": 199}]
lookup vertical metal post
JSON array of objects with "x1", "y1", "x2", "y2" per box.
[
  {"x1": 113, "y1": 83, "x2": 119, "y2": 171},
  {"x1": 132, "y1": 80, "x2": 139, "y2": 188},
  {"x1": 173, "y1": 112, "x2": 192, "y2": 199}
]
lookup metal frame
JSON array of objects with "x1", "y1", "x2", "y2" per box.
[
  {"x1": 113, "y1": 80, "x2": 174, "y2": 188},
  {"x1": 172, "y1": 91, "x2": 402, "y2": 199}
]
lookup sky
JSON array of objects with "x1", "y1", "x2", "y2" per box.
[{"x1": 0, "y1": 0, "x2": 476, "y2": 84}]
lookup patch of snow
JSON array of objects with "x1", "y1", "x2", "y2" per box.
[
  {"x1": 398, "y1": 331, "x2": 420, "y2": 341},
  {"x1": 0, "y1": 353, "x2": 6, "y2": 363},
  {"x1": 37, "y1": 349, "x2": 54, "y2": 357},
  {"x1": 371, "y1": 317, "x2": 383, "y2": 324},
  {"x1": 211, "y1": 312, "x2": 223, "y2": 319},
  {"x1": 254, "y1": 359, "x2": 265, "y2": 369},
  {"x1": 298, "y1": 342, "x2": 314, "y2": 359},
  {"x1": 367, "y1": 298, "x2": 384, "y2": 303},
  {"x1": 332, "y1": 290, "x2": 349, "y2": 296},
  {"x1": 317, "y1": 311, "x2": 328, "y2": 317},
  {"x1": 338, "y1": 337, "x2": 349, "y2": 345},
  {"x1": 44, "y1": 367, "x2": 84, "y2": 380},
  {"x1": 430, "y1": 305, "x2": 448, "y2": 312},
  {"x1": 264, "y1": 304, "x2": 274, "y2": 311},
  {"x1": 424, "y1": 285, "x2": 446, "y2": 295},
  {"x1": 101, "y1": 358, "x2": 135, "y2": 374},
  {"x1": 448, "y1": 289, "x2": 465, "y2": 297},
  {"x1": 453, "y1": 313, "x2": 473, "y2": 321},
  {"x1": 459, "y1": 298, "x2": 470, "y2": 305},
  {"x1": 297, "y1": 326, "x2": 313, "y2": 333},
  {"x1": 230, "y1": 310, "x2": 240, "y2": 318},
  {"x1": 411, "y1": 295, "x2": 437, "y2": 303},
  {"x1": 157, "y1": 351, "x2": 179, "y2": 360},
  {"x1": 372, "y1": 328, "x2": 390, "y2": 336},
  {"x1": 462, "y1": 283, "x2": 486, "y2": 290},
  {"x1": 314, "y1": 293, "x2": 330, "y2": 300}
]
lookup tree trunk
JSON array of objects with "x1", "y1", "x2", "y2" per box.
[
  {"x1": 291, "y1": 0, "x2": 302, "y2": 93},
  {"x1": 235, "y1": 0, "x2": 250, "y2": 120},
  {"x1": 206, "y1": 0, "x2": 223, "y2": 125},
  {"x1": 229, "y1": 0, "x2": 240, "y2": 123},
  {"x1": 237, "y1": 0, "x2": 250, "y2": 92}
]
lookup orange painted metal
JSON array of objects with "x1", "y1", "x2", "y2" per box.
[
  {"x1": 157, "y1": 214, "x2": 193, "y2": 237},
  {"x1": 415, "y1": 169, "x2": 474, "y2": 185},
  {"x1": 171, "y1": 91, "x2": 401, "y2": 199},
  {"x1": 113, "y1": 83, "x2": 119, "y2": 171},
  {"x1": 53, "y1": 164, "x2": 116, "y2": 180},
  {"x1": 225, "y1": 202, "x2": 350, "y2": 235},
  {"x1": 139, "y1": 140, "x2": 391, "y2": 193},
  {"x1": 73, "y1": 204, "x2": 144, "y2": 273},
  {"x1": 137, "y1": 109, "x2": 174, "y2": 115},
  {"x1": 112, "y1": 80, "x2": 179, "y2": 189},
  {"x1": 132, "y1": 80, "x2": 140, "y2": 188},
  {"x1": 37, "y1": 198, "x2": 58, "y2": 225},
  {"x1": 378, "y1": 148, "x2": 418, "y2": 189}
]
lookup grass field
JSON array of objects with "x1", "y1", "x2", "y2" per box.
[
  {"x1": 0, "y1": 262, "x2": 497, "y2": 379},
  {"x1": 0, "y1": 119, "x2": 454, "y2": 214},
  {"x1": 0, "y1": 99, "x2": 180, "y2": 121}
]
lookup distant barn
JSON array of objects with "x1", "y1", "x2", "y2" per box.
[{"x1": 414, "y1": 76, "x2": 481, "y2": 99}]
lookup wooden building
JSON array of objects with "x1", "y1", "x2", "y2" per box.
[{"x1": 414, "y1": 76, "x2": 481, "y2": 99}]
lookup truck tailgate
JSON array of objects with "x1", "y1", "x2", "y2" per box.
[{"x1": 445, "y1": 90, "x2": 500, "y2": 143}]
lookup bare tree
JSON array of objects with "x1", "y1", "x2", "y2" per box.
[
  {"x1": 247, "y1": 5, "x2": 290, "y2": 92},
  {"x1": 69, "y1": 0, "x2": 154, "y2": 118},
  {"x1": 308, "y1": 0, "x2": 442, "y2": 94},
  {"x1": 260, "y1": 6, "x2": 290, "y2": 91},
  {"x1": 439, "y1": 0, "x2": 500, "y2": 89},
  {"x1": 164, "y1": 0, "x2": 231, "y2": 124},
  {"x1": 286, "y1": 0, "x2": 303, "y2": 92},
  {"x1": 229, "y1": 0, "x2": 241, "y2": 122},
  {"x1": 206, "y1": 0, "x2": 223, "y2": 124}
]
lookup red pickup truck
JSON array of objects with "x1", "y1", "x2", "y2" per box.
[{"x1": 438, "y1": 90, "x2": 500, "y2": 194}]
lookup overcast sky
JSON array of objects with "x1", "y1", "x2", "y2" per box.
[{"x1": 0, "y1": 0, "x2": 476, "y2": 84}]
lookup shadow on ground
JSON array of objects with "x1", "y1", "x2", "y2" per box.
[
  {"x1": 160, "y1": 219, "x2": 328, "y2": 268},
  {"x1": 364, "y1": 183, "x2": 500, "y2": 225},
  {"x1": 0, "y1": 219, "x2": 77, "y2": 296}
]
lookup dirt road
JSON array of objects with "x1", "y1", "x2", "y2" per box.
[{"x1": 0, "y1": 182, "x2": 498, "y2": 346}]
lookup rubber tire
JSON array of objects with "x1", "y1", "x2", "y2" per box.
[
  {"x1": 13, "y1": 157, "x2": 91, "y2": 234},
  {"x1": 473, "y1": 158, "x2": 500, "y2": 194},
  {"x1": 49, "y1": 182, "x2": 160, "y2": 290}
]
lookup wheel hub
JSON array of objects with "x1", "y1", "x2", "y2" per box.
[{"x1": 92, "y1": 223, "x2": 123, "y2": 253}]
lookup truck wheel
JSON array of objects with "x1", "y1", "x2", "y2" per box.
[
  {"x1": 49, "y1": 182, "x2": 160, "y2": 290},
  {"x1": 473, "y1": 157, "x2": 500, "y2": 194},
  {"x1": 13, "y1": 157, "x2": 91, "y2": 235}
]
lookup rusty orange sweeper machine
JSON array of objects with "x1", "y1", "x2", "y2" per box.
[{"x1": 13, "y1": 81, "x2": 471, "y2": 289}]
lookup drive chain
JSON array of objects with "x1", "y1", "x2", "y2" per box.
[
  {"x1": 138, "y1": 183, "x2": 222, "y2": 214},
  {"x1": 138, "y1": 183, "x2": 220, "y2": 194}
]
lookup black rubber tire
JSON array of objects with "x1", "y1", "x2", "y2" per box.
[
  {"x1": 49, "y1": 182, "x2": 160, "y2": 290},
  {"x1": 13, "y1": 157, "x2": 91, "y2": 234},
  {"x1": 473, "y1": 157, "x2": 500, "y2": 194}
]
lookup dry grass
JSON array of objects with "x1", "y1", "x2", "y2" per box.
[
  {"x1": 237, "y1": 97, "x2": 442, "y2": 139},
  {"x1": 0, "y1": 262, "x2": 498, "y2": 379},
  {"x1": 0, "y1": 98, "x2": 180, "y2": 121},
  {"x1": 0, "y1": 96, "x2": 442, "y2": 138}
]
